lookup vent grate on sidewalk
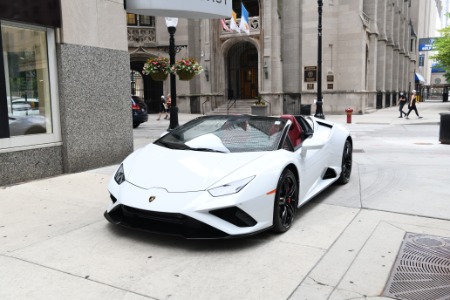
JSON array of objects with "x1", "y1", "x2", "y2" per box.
[{"x1": 383, "y1": 233, "x2": 450, "y2": 300}]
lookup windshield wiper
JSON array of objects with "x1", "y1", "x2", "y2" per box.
[
  {"x1": 156, "y1": 141, "x2": 224, "y2": 152},
  {"x1": 187, "y1": 147, "x2": 225, "y2": 153},
  {"x1": 155, "y1": 140, "x2": 188, "y2": 150}
]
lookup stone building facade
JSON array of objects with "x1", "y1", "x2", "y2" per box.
[{"x1": 130, "y1": 0, "x2": 441, "y2": 115}]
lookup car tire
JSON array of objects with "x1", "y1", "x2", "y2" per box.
[
  {"x1": 337, "y1": 139, "x2": 352, "y2": 185},
  {"x1": 272, "y1": 169, "x2": 298, "y2": 233}
]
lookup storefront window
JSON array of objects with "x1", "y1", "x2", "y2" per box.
[{"x1": 0, "y1": 21, "x2": 60, "y2": 149}]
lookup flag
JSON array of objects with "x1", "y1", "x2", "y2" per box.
[
  {"x1": 220, "y1": 19, "x2": 230, "y2": 32},
  {"x1": 239, "y1": 3, "x2": 250, "y2": 34},
  {"x1": 230, "y1": 10, "x2": 240, "y2": 33}
]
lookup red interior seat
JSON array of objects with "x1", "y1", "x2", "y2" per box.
[{"x1": 281, "y1": 115, "x2": 303, "y2": 147}]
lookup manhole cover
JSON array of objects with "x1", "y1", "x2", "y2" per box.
[{"x1": 383, "y1": 233, "x2": 450, "y2": 300}]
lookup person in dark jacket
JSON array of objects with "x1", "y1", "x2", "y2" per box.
[{"x1": 398, "y1": 92, "x2": 407, "y2": 118}]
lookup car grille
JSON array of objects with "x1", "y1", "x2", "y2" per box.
[{"x1": 104, "y1": 204, "x2": 230, "y2": 239}]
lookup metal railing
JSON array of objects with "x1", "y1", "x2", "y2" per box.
[
  {"x1": 227, "y1": 99, "x2": 237, "y2": 115},
  {"x1": 201, "y1": 98, "x2": 210, "y2": 115}
]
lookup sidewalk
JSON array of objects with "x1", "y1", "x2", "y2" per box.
[
  {"x1": 326, "y1": 99, "x2": 448, "y2": 125},
  {"x1": 0, "y1": 101, "x2": 449, "y2": 300}
]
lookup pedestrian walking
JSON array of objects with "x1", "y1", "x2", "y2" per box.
[
  {"x1": 405, "y1": 90, "x2": 422, "y2": 119},
  {"x1": 166, "y1": 94, "x2": 172, "y2": 120},
  {"x1": 398, "y1": 92, "x2": 407, "y2": 118},
  {"x1": 157, "y1": 95, "x2": 168, "y2": 120}
]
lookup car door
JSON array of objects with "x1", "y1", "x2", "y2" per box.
[{"x1": 296, "y1": 122, "x2": 330, "y2": 205}]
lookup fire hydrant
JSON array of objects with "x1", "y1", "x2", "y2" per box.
[{"x1": 345, "y1": 107, "x2": 353, "y2": 124}]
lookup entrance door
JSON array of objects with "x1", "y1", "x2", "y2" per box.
[
  {"x1": 227, "y1": 42, "x2": 258, "y2": 100},
  {"x1": 240, "y1": 67, "x2": 257, "y2": 99}
]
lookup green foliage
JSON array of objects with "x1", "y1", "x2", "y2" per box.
[{"x1": 431, "y1": 23, "x2": 450, "y2": 78}]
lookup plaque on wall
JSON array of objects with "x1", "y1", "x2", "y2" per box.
[
  {"x1": 307, "y1": 83, "x2": 314, "y2": 90},
  {"x1": 304, "y1": 66, "x2": 317, "y2": 82}
]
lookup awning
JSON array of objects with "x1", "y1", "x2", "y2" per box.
[
  {"x1": 415, "y1": 72, "x2": 426, "y2": 83},
  {"x1": 125, "y1": 0, "x2": 232, "y2": 19}
]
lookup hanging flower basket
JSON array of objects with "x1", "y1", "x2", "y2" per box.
[
  {"x1": 177, "y1": 71, "x2": 195, "y2": 81},
  {"x1": 150, "y1": 72, "x2": 168, "y2": 81},
  {"x1": 172, "y1": 58, "x2": 203, "y2": 81},
  {"x1": 143, "y1": 57, "x2": 170, "y2": 81}
]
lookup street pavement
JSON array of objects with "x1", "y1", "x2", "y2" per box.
[{"x1": 1, "y1": 101, "x2": 449, "y2": 300}]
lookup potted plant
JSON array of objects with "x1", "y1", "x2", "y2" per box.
[
  {"x1": 172, "y1": 58, "x2": 203, "y2": 81},
  {"x1": 143, "y1": 57, "x2": 171, "y2": 81},
  {"x1": 251, "y1": 95, "x2": 269, "y2": 116}
]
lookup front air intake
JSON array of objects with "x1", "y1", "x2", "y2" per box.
[
  {"x1": 210, "y1": 207, "x2": 257, "y2": 227},
  {"x1": 323, "y1": 168, "x2": 337, "y2": 180}
]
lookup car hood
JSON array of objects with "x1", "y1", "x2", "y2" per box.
[{"x1": 126, "y1": 144, "x2": 266, "y2": 192}]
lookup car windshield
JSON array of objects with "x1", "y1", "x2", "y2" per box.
[{"x1": 155, "y1": 115, "x2": 288, "y2": 153}]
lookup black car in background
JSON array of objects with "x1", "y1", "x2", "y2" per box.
[{"x1": 131, "y1": 96, "x2": 148, "y2": 128}]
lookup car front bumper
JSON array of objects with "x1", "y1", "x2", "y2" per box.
[{"x1": 105, "y1": 180, "x2": 274, "y2": 239}]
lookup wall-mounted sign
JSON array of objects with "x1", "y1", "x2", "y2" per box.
[
  {"x1": 125, "y1": 0, "x2": 232, "y2": 19},
  {"x1": 304, "y1": 66, "x2": 317, "y2": 82},
  {"x1": 418, "y1": 38, "x2": 438, "y2": 52},
  {"x1": 307, "y1": 83, "x2": 314, "y2": 90}
]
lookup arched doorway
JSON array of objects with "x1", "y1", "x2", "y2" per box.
[
  {"x1": 130, "y1": 60, "x2": 163, "y2": 113},
  {"x1": 227, "y1": 42, "x2": 258, "y2": 100}
]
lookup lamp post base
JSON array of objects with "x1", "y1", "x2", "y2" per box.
[
  {"x1": 314, "y1": 101, "x2": 325, "y2": 119},
  {"x1": 168, "y1": 106, "x2": 179, "y2": 130}
]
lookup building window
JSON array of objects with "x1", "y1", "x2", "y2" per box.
[
  {"x1": 126, "y1": 13, "x2": 155, "y2": 27},
  {"x1": 419, "y1": 54, "x2": 425, "y2": 67},
  {"x1": 232, "y1": 0, "x2": 259, "y2": 16},
  {"x1": 0, "y1": 21, "x2": 61, "y2": 150},
  {"x1": 126, "y1": 13, "x2": 137, "y2": 26},
  {"x1": 410, "y1": 38, "x2": 416, "y2": 53},
  {"x1": 139, "y1": 15, "x2": 155, "y2": 27}
]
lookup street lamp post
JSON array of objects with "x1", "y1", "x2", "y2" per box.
[
  {"x1": 166, "y1": 17, "x2": 179, "y2": 129},
  {"x1": 315, "y1": 0, "x2": 325, "y2": 119}
]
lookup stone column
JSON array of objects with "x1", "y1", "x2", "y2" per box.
[
  {"x1": 384, "y1": 1, "x2": 395, "y2": 106},
  {"x1": 264, "y1": 0, "x2": 284, "y2": 114},
  {"x1": 363, "y1": 0, "x2": 379, "y2": 110},
  {"x1": 376, "y1": 0, "x2": 387, "y2": 108}
]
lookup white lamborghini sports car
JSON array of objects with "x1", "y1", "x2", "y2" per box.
[{"x1": 105, "y1": 114, "x2": 352, "y2": 239}]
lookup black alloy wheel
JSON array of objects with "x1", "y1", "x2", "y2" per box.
[
  {"x1": 337, "y1": 139, "x2": 352, "y2": 184},
  {"x1": 272, "y1": 169, "x2": 298, "y2": 233}
]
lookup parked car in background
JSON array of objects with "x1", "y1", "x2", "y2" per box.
[
  {"x1": 9, "y1": 115, "x2": 47, "y2": 136},
  {"x1": 131, "y1": 96, "x2": 148, "y2": 128},
  {"x1": 11, "y1": 98, "x2": 40, "y2": 116}
]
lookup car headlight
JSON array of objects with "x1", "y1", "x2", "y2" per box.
[
  {"x1": 208, "y1": 176, "x2": 255, "y2": 197},
  {"x1": 114, "y1": 164, "x2": 126, "y2": 185}
]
